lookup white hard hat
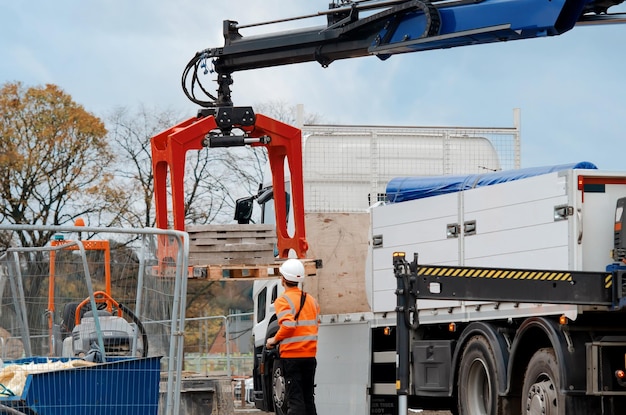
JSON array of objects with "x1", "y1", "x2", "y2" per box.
[{"x1": 279, "y1": 259, "x2": 305, "y2": 283}]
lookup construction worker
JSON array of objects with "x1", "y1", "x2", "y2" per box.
[{"x1": 266, "y1": 258, "x2": 320, "y2": 415}]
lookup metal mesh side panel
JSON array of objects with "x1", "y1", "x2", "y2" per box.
[{"x1": 302, "y1": 124, "x2": 520, "y2": 212}]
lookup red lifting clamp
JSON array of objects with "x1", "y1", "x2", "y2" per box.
[{"x1": 150, "y1": 108, "x2": 308, "y2": 259}]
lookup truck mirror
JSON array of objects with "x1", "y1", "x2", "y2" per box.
[{"x1": 234, "y1": 196, "x2": 255, "y2": 224}]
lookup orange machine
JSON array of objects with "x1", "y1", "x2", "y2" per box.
[
  {"x1": 150, "y1": 108, "x2": 308, "y2": 264},
  {"x1": 48, "y1": 235, "x2": 112, "y2": 356},
  {"x1": 49, "y1": 232, "x2": 147, "y2": 358}
]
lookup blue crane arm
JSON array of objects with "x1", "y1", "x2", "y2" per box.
[
  {"x1": 183, "y1": 0, "x2": 625, "y2": 106},
  {"x1": 372, "y1": 0, "x2": 601, "y2": 57}
]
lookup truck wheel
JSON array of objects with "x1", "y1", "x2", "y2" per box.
[
  {"x1": 272, "y1": 359, "x2": 288, "y2": 415},
  {"x1": 522, "y1": 348, "x2": 562, "y2": 415},
  {"x1": 458, "y1": 336, "x2": 502, "y2": 415}
]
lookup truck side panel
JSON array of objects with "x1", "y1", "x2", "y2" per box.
[
  {"x1": 315, "y1": 316, "x2": 371, "y2": 414},
  {"x1": 369, "y1": 168, "x2": 626, "y2": 320},
  {"x1": 371, "y1": 191, "x2": 460, "y2": 312},
  {"x1": 463, "y1": 172, "x2": 570, "y2": 268}
]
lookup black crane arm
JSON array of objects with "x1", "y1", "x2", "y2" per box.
[{"x1": 182, "y1": 0, "x2": 625, "y2": 107}]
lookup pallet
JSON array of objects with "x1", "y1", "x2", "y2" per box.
[
  {"x1": 187, "y1": 224, "x2": 276, "y2": 266},
  {"x1": 191, "y1": 259, "x2": 319, "y2": 280}
]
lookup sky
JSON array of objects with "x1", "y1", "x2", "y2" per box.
[{"x1": 2, "y1": 1, "x2": 626, "y2": 171}]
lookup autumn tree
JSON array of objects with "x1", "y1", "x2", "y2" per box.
[
  {"x1": 0, "y1": 82, "x2": 130, "y2": 242},
  {"x1": 0, "y1": 82, "x2": 131, "y2": 352}
]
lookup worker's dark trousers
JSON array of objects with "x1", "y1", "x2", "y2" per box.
[{"x1": 283, "y1": 357, "x2": 317, "y2": 415}]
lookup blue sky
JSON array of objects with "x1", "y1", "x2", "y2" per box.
[{"x1": 2, "y1": 1, "x2": 626, "y2": 170}]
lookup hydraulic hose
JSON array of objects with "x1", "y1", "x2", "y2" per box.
[{"x1": 118, "y1": 303, "x2": 149, "y2": 358}]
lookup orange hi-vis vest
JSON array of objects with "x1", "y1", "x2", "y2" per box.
[{"x1": 273, "y1": 286, "x2": 320, "y2": 358}]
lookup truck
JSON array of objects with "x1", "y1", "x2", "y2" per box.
[
  {"x1": 148, "y1": 1, "x2": 626, "y2": 414},
  {"x1": 250, "y1": 161, "x2": 626, "y2": 415}
]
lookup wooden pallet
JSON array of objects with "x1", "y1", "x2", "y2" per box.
[
  {"x1": 187, "y1": 224, "x2": 276, "y2": 266},
  {"x1": 191, "y1": 259, "x2": 319, "y2": 280}
]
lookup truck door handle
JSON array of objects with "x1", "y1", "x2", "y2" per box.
[
  {"x1": 577, "y1": 208, "x2": 583, "y2": 244},
  {"x1": 447, "y1": 224, "x2": 459, "y2": 238},
  {"x1": 372, "y1": 234, "x2": 383, "y2": 248},
  {"x1": 464, "y1": 220, "x2": 477, "y2": 236}
]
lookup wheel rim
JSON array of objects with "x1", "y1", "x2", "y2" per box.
[
  {"x1": 525, "y1": 380, "x2": 557, "y2": 415},
  {"x1": 466, "y1": 358, "x2": 492, "y2": 414},
  {"x1": 273, "y1": 366, "x2": 286, "y2": 408}
]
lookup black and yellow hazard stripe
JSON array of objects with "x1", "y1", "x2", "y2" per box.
[
  {"x1": 414, "y1": 265, "x2": 614, "y2": 306},
  {"x1": 418, "y1": 266, "x2": 578, "y2": 282}
]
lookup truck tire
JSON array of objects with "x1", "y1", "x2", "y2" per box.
[
  {"x1": 522, "y1": 348, "x2": 562, "y2": 415},
  {"x1": 272, "y1": 359, "x2": 288, "y2": 415},
  {"x1": 458, "y1": 335, "x2": 503, "y2": 415}
]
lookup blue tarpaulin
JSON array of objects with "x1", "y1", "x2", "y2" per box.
[{"x1": 386, "y1": 162, "x2": 598, "y2": 203}]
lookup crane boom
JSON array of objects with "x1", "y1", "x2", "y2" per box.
[
  {"x1": 182, "y1": 0, "x2": 625, "y2": 107},
  {"x1": 159, "y1": 0, "x2": 625, "y2": 259}
]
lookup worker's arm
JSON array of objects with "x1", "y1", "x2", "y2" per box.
[{"x1": 266, "y1": 296, "x2": 297, "y2": 349}]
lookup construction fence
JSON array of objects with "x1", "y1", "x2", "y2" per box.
[
  {"x1": 180, "y1": 313, "x2": 254, "y2": 377},
  {"x1": 0, "y1": 224, "x2": 189, "y2": 415}
]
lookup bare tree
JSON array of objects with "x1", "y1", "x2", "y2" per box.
[
  {"x1": 254, "y1": 100, "x2": 323, "y2": 127},
  {"x1": 107, "y1": 105, "x2": 183, "y2": 228}
]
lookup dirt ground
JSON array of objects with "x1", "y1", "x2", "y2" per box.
[
  {"x1": 234, "y1": 398, "x2": 454, "y2": 415},
  {"x1": 237, "y1": 410, "x2": 452, "y2": 414}
]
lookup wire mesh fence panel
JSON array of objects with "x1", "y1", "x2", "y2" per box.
[
  {"x1": 302, "y1": 121, "x2": 521, "y2": 212},
  {"x1": 0, "y1": 225, "x2": 188, "y2": 415},
  {"x1": 182, "y1": 314, "x2": 254, "y2": 378}
]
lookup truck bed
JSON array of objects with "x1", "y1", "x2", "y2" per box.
[{"x1": 370, "y1": 167, "x2": 626, "y2": 322}]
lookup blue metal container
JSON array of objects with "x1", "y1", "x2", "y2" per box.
[{"x1": 0, "y1": 356, "x2": 161, "y2": 415}]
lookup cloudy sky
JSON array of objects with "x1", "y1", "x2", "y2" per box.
[{"x1": 2, "y1": 1, "x2": 626, "y2": 170}]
